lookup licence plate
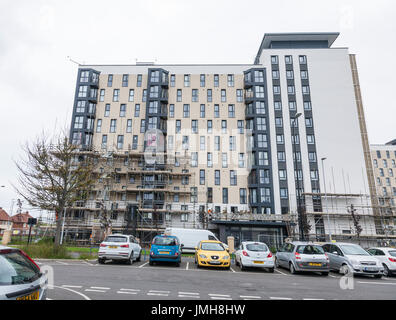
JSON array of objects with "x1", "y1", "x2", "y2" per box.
[
  {"x1": 16, "y1": 291, "x2": 39, "y2": 300},
  {"x1": 109, "y1": 246, "x2": 118, "y2": 249},
  {"x1": 364, "y1": 267, "x2": 376, "y2": 271},
  {"x1": 253, "y1": 261, "x2": 264, "y2": 264},
  {"x1": 308, "y1": 263, "x2": 322, "y2": 267},
  {"x1": 210, "y1": 261, "x2": 221, "y2": 265},
  {"x1": 160, "y1": 251, "x2": 170, "y2": 255}
]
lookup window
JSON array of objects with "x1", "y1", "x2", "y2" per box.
[
  {"x1": 230, "y1": 170, "x2": 237, "y2": 185},
  {"x1": 96, "y1": 119, "x2": 102, "y2": 133},
  {"x1": 276, "y1": 134, "x2": 284, "y2": 144},
  {"x1": 137, "y1": 74, "x2": 142, "y2": 87},
  {"x1": 229, "y1": 136, "x2": 236, "y2": 151},
  {"x1": 308, "y1": 152, "x2": 317, "y2": 162},
  {"x1": 207, "y1": 89, "x2": 212, "y2": 102},
  {"x1": 119, "y1": 104, "x2": 126, "y2": 117},
  {"x1": 304, "y1": 101, "x2": 312, "y2": 110},
  {"x1": 255, "y1": 86, "x2": 265, "y2": 98},
  {"x1": 222, "y1": 153, "x2": 228, "y2": 168},
  {"x1": 376, "y1": 151, "x2": 381, "y2": 158},
  {"x1": 214, "y1": 170, "x2": 220, "y2": 185},
  {"x1": 222, "y1": 120, "x2": 227, "y2": 133},
  {"x1": 176, "y1": 120, "x2": 181, "y2": 133},
  {"x1": 221, "y1": 89, "x2": 226, "y2": 102},
  {"x1": 169, "y1": 104, "x2": 174, "y2": 118},
  {"x1": 240, "y1": 188, "x2": 247, "y2": 204},
  {"x1": 99, "y1": 89, "x2": 105, "y2": 102},
  {"x1": 285, "y1": 55, "x2": 292, "y2": 64},
  {"x1": 74, "y1": 116, "x2": 84, "y2": 129},
  {"x1": 207, "y1": 120, "x2": 212, "y2": 133},
  {"x1": 134, "y1": 104, "x2": 140, "y2": 117},
  {"x1": 228, "y1": 104, "x2": 235, "y2": 117},
  {"x1": 273, "y1": 86, "x2": 280, "y2": 94},
  {"x1": 287, "y1": 86, "x2": 295, "y2": 94},
  {"x1": 274, "y1": 101, "x2": 282, "y2": 110},
  {"x1": 142, "y1": 89, "x2": 147, "y2": 102},
  {"x1": 307, "y1": 135, "x2": 315, "y2": 144},
  {"x1": 278, "y1": 151, "x2": 286, "y2": 161},
  {"x1": 301, "y1": 71, "x2": 308, "y2": 79},
  {"x1": 200, "y1": 136, "x2": 205, "y2": 150},
  {"x1": 299, "y1": 55, "x2": 307, "y2": 64},
  {"x1": 286, "y1": 70, "x2": 294, "y2": 79},
  {"x1": 184, "y1": 74, "x2": 190, "y2": 87},
  {"x1": 260, "y1": 188, "x2": 271, "y2": 203},
  {"x1": 271, "y1": 56, "x2": 278, "y2": 64},
  {"x1": 275, "y1": 117, "x2": 283, "y2": 127},
  {"x1": 122, "y1": 74, "x2": 128, "y2": 87},
  {"x1": 289, "y1": 101, "x2": 297, "y2": 110},
  {"x1": 167, "y1": 135, "x2": 174, "y2": 150},
  {"x1": 191, "y1": 152, "x2": 198, "y2": 167},
  {"x1": 132, "y1": 135, "x2": 138, "y2": 149},
  {"x1": 192, "y1": 89, "x2": 198, "y2": 102},
  {"x1": 383, "y1": 159, "x2": 388, "y2": 168},
  {"x1": 113, "y1": 89, "x2": 120, "y2": 102},
  {"x1": 200, "y1": 74, "x2": 205, "y2": 87},
  {"x1": 107, "y1": 74, "x2": 113, "y2": 87},
  {"x1": 170, "y1": 74, "x2": 175, "y2": 87},
  {"x1": 182, "y1": 136, "x2": 189, "y2": 150},
  {"x1": 177, "y1": 89, "x2": 182, "y2": 102},
  {"x1": 279, "y1": 169, "x2": 287, "y2": 180},
  {"x1": 259, "y1": 169, "x2": 270, "y2": 184},
  {"x1": 236, "y1": 89, "x2": 243, "y2": 102},
  {"x1": 214, "y1": 104, "x2": 220, "y2": 118},
  {"x1": 150, "y1": 86, "x2": 159, "y2": 98},
  {"x1": 140, "y1": 119, "x2": 145, "y2": 133},
  {"x1": 214, "y1": 74, "x2": 219, "y2": 87},
  {"x1": 258, "y1": 151, "x2": 269, "y2": 165},
  {"x1": 257, "y1": 117, "x2": 266, "y2": 131},
  {"x1": 191, "y1": 120, "x2": 198, "y2": 133},
  {"x1": 215, "y1": 136, "x2": 220, "y2": 151},
  {"x1": 280, "y1": 188, "x2": 288, "y2": 199},
  {"x1": 200, "y1": 104, "x2": 205, "y2": 118},
  {"x1": 148, "y1": 101, "x2": 158, "y2": 114},
  {"x1": 227, "y1": 74, "x2": 234, "y2": 87},
  {"x1": 200, "y1": 170, "x2": 205, "y2": 185},
  {"x1": 272, "y1": 70, "x2": 279, "y2": 79},
  {"x1": 222, "y1": 188, "x2": 228, "y2": 204},
  {"x1": 126, "y1": 119, "x2": 132, "y2": 133},
  {"x1": 183, "y1": 104, "x2": 190, "y2": 117},
  {"x1": 117, "y1": 135, "x2": 124, "y2": 149},
  {"x1": 239, "y1": 153, "x2": 245, "y2": 168},
  {"x1": 257, "y1": 134, "x2": 267, "y2": 148},
  {"x1": 80, "y1": 71, "x2": 89, "y2": 82},
  {"x1": 256, "y1": 101, "x2": 266, "y2": 114},
  {"x1": 110, "y1": 119, "x2": 117, "y2": 132},
  {"x1": 101, "y1": 135, "x2": 107, "y2": 149},
  {"x1": 207, "y1": 152, "x2": 213, "y2": 167},
  {"x1": 310, "y1": 170, "x2": 319, "y2": 181},
  {"x1": 386, "y1": 151, "x2": 390, "y2": 158},
  {"x1": 379, "y1": 168, "x2": 384, "y2": 177},
  {"x1": 238, "y1": 120, "x2": 244, "y2": 134},
  {"x1": 302, "y1": 86, "x2": 310, "y2": 94},
  {"x1": 104, "y1": 104, "x2": 110, "y2": 117},
  {"x1": 76, "y1": 101, "x2": 86, "y2": 113},
  {"x1": 78, "y1": 85, "x2": 88, "y2": 97},
  {"x1": 128, "y1": 89, "x2": 134, "y2": 102}
]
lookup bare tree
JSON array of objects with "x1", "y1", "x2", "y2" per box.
[
  {"x1": 348, "y1": 204, "x2": 363, "y2": 244},
  {"x1": 13, "y1": 133, "x2": 96, "y2": 246}
]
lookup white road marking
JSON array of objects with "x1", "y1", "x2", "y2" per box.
[
  {"x1": 117, "y1": 291, "x2": 137, "y2": 295},
  {"x1": 210, "y1": 297, "x2": 232, "y2": 300},
  {"x1": 46, "y1": 298, "x2": 53, "y2": 300},
  {"x1": 230, "y1": 267, "x2": 236, "y2": 273},
  {"x1": 303, "y1": 298, "x2": 324, "y2": 300},
  {"x1": 85, "y1": 289, "x2": 106, "y2": 293},
  {"x1": 120, "y1": 288, "x2": 140, "y2": 292},
  {"x1": 149, "y1": 290, "x2": 170, "y2": 294},
  {"x1": 90, "y1": 286, "x2": 110, "y2": 290},
  {"x1": 179, "y1": 295, "x2": 200, "y2": 298},
  {"x1": 270, "y1": 297, "x2": 292, "y2": 300},
  {"x1": 328, "y1": 274, "x2": 338, "y2": 278},
  {"x1": 56, "y1": 261, "x2": 69, "y2": 265},
  {"x1": 186, "y1": 262, "x2": 189, "y2": 270},
  {"x1": 209, "y1": 294, "x2": 231, "y2": 297},
  {"x1": 61, "y1": 285, "x2": 83, "y2": 289},
  {"x1": 147, "y1": 293, "x2": 169, "y2": 296},
  {"x1": 274, "y1": 268, "x2": 288, "y2": 276},
  {"x1": 48, "y1": 285, "x2": 91, "y2": 300},
  {"x1": 358, "y1": 281, "x2": 396, "y2": 286},
  {"x1": 240, "y1": 295, "x2": 261, "y2": 299},
  {"x1": 179, "y1": 292, "x2": 199, "y2": 295},
  {"x1": 139, "y1": 262, "x2": 149, "y2": 268}
]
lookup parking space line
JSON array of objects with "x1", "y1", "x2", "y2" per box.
[
  {"x1": 240, "y1": 295, "x2": 261, "y2": 299},
  {"x1": 178, "y1": 295, "x2": 200, "y2": 298},
  {"x1": 139, "y1": 262, "x2": 149, "y2": 268},
  {"x1": 274, "y1": 268, "x2": 288, "y2": 275},
  {"x1": 179, "y1": 292, "x2": 199, "y2": 295},
  {"x1": 270, "y1": 297, "x2": 292, "y2": 300},
  {"x1": 120, "y1": 288, "x2": 140, "y2": 292},
  {"x1": 209, "y1": 294, "x2": 231, "y2": 297},
  {"x1": 90, "y1": 286, "x2": 110, "y2": 290},
  {"x1": 56, "y1": 261, "x2": 69, "y2": 265},
  {"x1": 85, "y1": 289, "x2": 106, "y2": 293},
  {"x1": 62, "y1": 285, "x2": 83, "y2": 289},
  {"x1": 147, "y1": 293, "x2": 169, "y2": 296},
  {"x1": 210, "y1": 297, "x2": 232, "y2": 300},
  {"x1": 117, "y1": 291, "x2": 137, "y2": 295},
  {"x1": 230, "y1": 267, "x2": 236, "y2": 273},
  {"x1": 358, "y1": 281, "x2": 396, "y2": 286},
  {"x1": 303, "y1": 298, "x2": 324, "y2": 300},
  {"x1": 149, "y1": 290, "x2": 170, "y2": 294},
  {"x1": 186, "y1": 262, "x2": 189, "y2": 270}
]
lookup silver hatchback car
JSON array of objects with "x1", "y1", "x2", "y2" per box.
[
  {"x1": 275, "y1": 241, "x2": 330, "y2": 275},
  {"x1": 0, "y1": 245, "x2": 47, "y2": 300}
]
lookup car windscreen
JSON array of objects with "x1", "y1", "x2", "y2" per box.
[
  {"x1": 296, "y1": 245, "x2": 324, "y2": 255},
  {"x1": 201, "y1": 243, "x2": 224, "y2": 251},
  {"x1": 104, "y1": 236, "x2": 128, "y2": 243},
  {"x1": 340, "y1": 245, "x2": 369, "y2": 255},
  {"x1": 153, "y1": 237, "x2": 177, "y2": 246},
  {"x1": 246, "y1": 243, "x2": 268, "y2": 252},
  {"x1": 0, "y1": 250, "x2": 41, "y2": 285},
  {"x1": 389, "y1": 250, "x2": 396, "y2": 257}
]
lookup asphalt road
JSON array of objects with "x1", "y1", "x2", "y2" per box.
[{"x1": 37, "y1": 257, "x2": 396, "y2": 300}]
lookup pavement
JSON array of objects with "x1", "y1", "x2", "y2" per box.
[{"x1": 37, "y1": 257, "x2": 396, "y2": 300}]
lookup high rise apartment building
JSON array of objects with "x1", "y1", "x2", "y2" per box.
[{"x1": 67, "y1": 32, "x2": 386, "y2": 247}]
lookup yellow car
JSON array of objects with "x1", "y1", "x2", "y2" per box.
[{"x1": 194, "y1": 240, "x2": 230, "y2": 269}]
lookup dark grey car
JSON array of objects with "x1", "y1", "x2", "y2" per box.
[
  {"x1": 275, "y1": 242, "x2": 330, "y2": 275},
  {"x1": 0, "y1": 246, "x2": 47, "y2": 300}
]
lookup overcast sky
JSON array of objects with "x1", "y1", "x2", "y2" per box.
[{"x1": 0, "y1": 0, "x2": 395, "y2": 217}]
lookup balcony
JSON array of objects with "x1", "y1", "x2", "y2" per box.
[
  {"x1": 245, "y1": 105, "x2": 255, "y2": 118},
  {"x1": 244, "y1": 90, "x2": 254, "y2": 102}
]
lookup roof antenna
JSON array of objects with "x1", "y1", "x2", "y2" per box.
[{"x1": 67, "y1": 56, "x2": 83, "y2": 66}]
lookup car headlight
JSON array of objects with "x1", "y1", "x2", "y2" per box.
[
  {"x1": 350, "y1": 259, "x2": 360, "y2": 267},
  {"x1": 199, "y1": 254, "x2": 207, "y2": 259},
  {"x1": 222, "y1": 256, "x2": 229, "y2": 260}
]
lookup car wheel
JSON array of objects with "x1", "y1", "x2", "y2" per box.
[
  {"x1": 149, "y1": 259, "x2": 154, "y2": 266},
  {"x1": 240, "y1": 260, "x2": 246, "y2": 271},
  {"x1": 374, "y1": 274, "x2": 383, "y2": 279},
  {"x1": 98, "y1": 258, "x2": 105, "y2": 264},
  {"x1": 383, "y1": 264, "x2": 390, "y2": 277},
  {"x1": 136, "y1": 250, "x2": 142, "y2": 262},
  {"x1": 176, "y1": 261, "x2": 180, "y2": 267},
  {"x1": 290, "y1": 262, "x2": 296, "y2": 274},
  {"x1": 340, "y1": 264, "x2": 351, "y2": 276},
  {"x1": 235, "y1": 258, "x2": 240, "y2": 267},
  {"x1": 225, "y1": 265, "x2": 230, "y2": 270},
  {"x1": 268, "y1": 267, "x2": 274, "y2": 273},
  {"x1": 127, "y1": 251, "x2": 134, "y2": 265},
  {"x1": 321, "y1": 272, "x2": 329, "y2": 276}
]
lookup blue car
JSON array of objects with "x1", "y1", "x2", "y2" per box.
[{"x1": 149, "y1": 235, "x2": 182, "y2": 267}]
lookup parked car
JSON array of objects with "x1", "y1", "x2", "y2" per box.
[
  {"x1": 149, "y1": 235, "x2": 182, "y2": 267},
  {"x1": 0, "y1": 245, "x2": 47, "y2": 300},
  {"x1": 195, "y1": 240, "x2": 230, "y2": 269},
  {"x1": 164, "y1": 228, "x2": 226, "y2": 253},
  {"x1": 322, "y1": 242, "x2": 383, "y2": 278},
  {"x1": 235, "y1": 241, "x2": 274, "y2": 272},
  {"x1": 275, "y1": 241, "x2": 330, "y2": 275},
  {"x1": 98, "y1": 234, "x2": 142, "y2": 265},
  {"x1": 367, "y1": 247, "x2": 396, "y2": 277}
]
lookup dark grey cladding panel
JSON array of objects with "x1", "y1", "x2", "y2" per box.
[
  {"x1": 288, "y1": 94, "x2": 296, "y2": 101},
  {"x1": 303, "y1": 95, "x2": 311, "y2": 102},
  {"x1": 272, "y1": 79, "x2": 281, "y2": 85},
  {"x1": 286, "y1": 79, "x2": 294, "y2": 86},
  {"x1": 301, "y1": 79, "x2": 310, "y2": 86},
  {"x1": 271, "y1": 64, "x2": 279, "y2": 71},
  {"x1": 269, "y1": 40, "x2": 329, "y2": 49},
  {"x1": 300, "y1": 64, "x2": 308, "y2": 71}
]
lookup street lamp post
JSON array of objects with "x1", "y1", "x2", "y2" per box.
[
  {"x1": 321, "y1": 157, "x2": 332, "y2": 242},
  {"x1": 291, "y1": 113, "x2": 304, "y2": 241}
]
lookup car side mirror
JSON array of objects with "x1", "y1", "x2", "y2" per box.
[
  {"x1": 194, "y1": 246, "x2": 198, "y2": 250},
  {"x1": 181, "y1": 244, "x2": 184, "y2": 247},
  {"x1": 226, "y1": 248, "x2": 229, "y2": 253},
  {"x1": 332, "y1": 251, "x2": 338, "y2": 255}
]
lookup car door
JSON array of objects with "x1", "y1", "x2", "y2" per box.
[
  {"x1": 130, "y1": 236, "x2": 140, "y2": 258},
  {"x1": 235, "y1": 244, "x2": 242, "y2": 264},
  {"x1": 325, "y1": 245, "x2": 338, "y2": 270},
  {"x1": 277, "y1": 244, "x2": 287, "y2": 267},
  {"x1": 331, "y1": 245, "x2": 344, "y2": 270},
  {"x1": 375, "y1": 249, "x2": 386, "y2": 266}
]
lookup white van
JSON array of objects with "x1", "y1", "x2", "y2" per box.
[{"x1": 164, "y1": 228, "x2": 223, "y2": 253}]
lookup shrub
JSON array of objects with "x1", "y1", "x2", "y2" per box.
[{"x1": 19, "y1": 243, "x2": 71, "y2": 259}]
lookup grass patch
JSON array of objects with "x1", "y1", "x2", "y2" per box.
[
  {"x1": 18, "y1": 243, "x2": 71, "y2": 259},
  {"x1": 66, "y1": 247, "x2": 99, "y2": 253}
]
